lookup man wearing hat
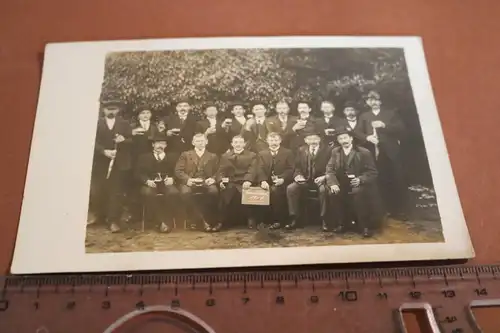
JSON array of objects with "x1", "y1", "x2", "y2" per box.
[
  {"x1": 265, "y1": 100, "x2": 298, "y2": 150},
  {"x1": 326, "y1": 127, "x2": 383, "y2": 237},
  {"x1": 89, "y1": 98, "x2": 132, "y2": 233},
  {"x1": 196, "y1": 103, "x2": 231, "y2": 155},
  {"x1": 289, "y1": 100, "x2": 316, "y2": 151},
  {"x1": 285, "y1": 130, "x2": 332, "y2": 231},
  {"x1": 335, "y1": 100, "x2": 364, "y2": 146},
  {"x1": 161, "y1": 98, "x2": 199, "y2": 158},
  {"x1": 131, "y1": 104, "x2": 160, "y2": 161},
  {"x1": 358, "y1": 90, "x2": 408, "y2": 221},
  {"x1": 242, "y1": 101, "x2": 272, "y2": 153},
  {"x1": 314, "y1": 100, "x2": 343, "y2": 146},
  {"x1": 226, "y1": 101, "x2": 248, "y2": 139},
  {"x1": 135, "y1": 132, "x2": 180, "y2": 233}
]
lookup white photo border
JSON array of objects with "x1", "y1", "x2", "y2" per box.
[{"x1": 11, "y1": 36, "x2": 474, "y2": 274}]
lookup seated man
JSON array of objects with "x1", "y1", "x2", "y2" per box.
[
  {"x1": 175, "y1": 133, "x2": 220, "y2": 231},
  {"x1": 258, "y1": 132, "x2": 294, "y2": 229},
  {"x1": 135, "y1": 133, "x2": 179, "y2": 233},
  {"x1": 217, "y1": 135, "x2": 260, "y2": 230},
  {"x1": 326, "y1": 128, "x2": 383, "y2": 237},
  {"x1": 286, "y1": 130, "x2": 332, "y2": 231}
]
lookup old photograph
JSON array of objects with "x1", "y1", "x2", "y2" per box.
[
  {"x1": 87, "y1": 46, "x2": 444, "y2": 252},
  {"x1": 11, "y1": 37, "x2": 474, "y2": 274}
]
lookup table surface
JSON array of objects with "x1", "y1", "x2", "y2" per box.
[{"x1": 1, "y1": 0, "x2": 500, "y2": 274}]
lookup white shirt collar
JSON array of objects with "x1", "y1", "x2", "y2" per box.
[
  {"x1": 342, "y1": 145, "x2": 353, "y2": 156},
  {"x1": 207, "y1": 117, "x2": 217, "y2": 124},
  {"x1": 278, "y1": 115, "x2": 287, "y2": 121},
  {"x1": 324, "y1": 114, "x2": 333, "y2": 119},
  {"x1": 371, "y1": 109, "x2": 381, "y2": 116},
  {"x1": 233, "y1": 149, "x2": 244, "y2": 155},
  {"x1": 235, "y1": 116, "x2": 246, "y2": 124},
  {"x1": 194, "y1": 148, "x2": 205, "y2": 157},
  {"x1": 270, "y1": 147, "x2": 280, "y2": 155},
  {"x1": 309, "y1": 145, "x2": 318, "y2": 154},
  {"x1": 140, "y1": 119, "x2": 150, "y2": 129},
  {"x1": 255, "y1": 117, "x2": 265, "y2": 124},
  {"x1": 105, "y1": 117, "x2": 115, "y2": 129},
  {"x1": 154, "y1": 151, "x2": 166, "y2": 160},
  {"x1": 178, "y1": 113, "x2": 187, "y2": 120}
]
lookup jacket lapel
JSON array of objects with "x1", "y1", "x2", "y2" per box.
[{"x1": 346, "y1": 149, "x2": 356, "y2": 167}]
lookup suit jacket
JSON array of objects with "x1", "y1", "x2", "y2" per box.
[
  {"x1": 289, "y1": 117, "x2": 317, "y2": 151},
  {"x1": 196, "y1": 118, "x2": 231, "y2": 155},
  {"x1": 357, "y1": 109, "x2": 405, "y2": 160},
  {"x1": 241, "y1": 118, "x2": 273, "y2": 153},
  {"x1": 332, "y1": 117, "x2": 364, "y2": 146},
  {"x1": 93, "y1": 117, "x2": 132, "y2": 177},
  {"x1": 135, "y1": 152, "x2": 178, "y2": 184},
  {"x1": 217, "y1": 150, "x2": 259, "y2": 184},
  {"x1": 258, "y1": 147, "x2": 294, "y2": 184},
  {"x1": 228, "y1": 116, "x2": 246, "y2": 139},
  {"x1": 162, "y1": 113, "x2": 199, "y2": 154},
  {"x1": 130, "y1": 121, "x2": 160, "y2": 163},
  {"x1": 265, "y1": 115, "x2": 298, "y2": 149},
  {"x1": 326, "y1": 146, "x2": 378, "y2": 187},
  {"x1": 293, "y1": 144, "x2": 332, "y2": 180},
  {"x1": 174, "y1": 150, "x2": 219, "y2": 184},
  {"x1": 313, "y1": 116, "x2": 344, "y2": 145}
]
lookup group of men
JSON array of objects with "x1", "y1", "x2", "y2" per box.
[{"x1": 89, "y1": 90, "x2": 409, "y2": 238}]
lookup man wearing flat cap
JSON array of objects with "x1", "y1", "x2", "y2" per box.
[
  {"x1": 314, "y1": 100, "x2": 343, "y2": 147},
  {"x1": 289, "y1": 100, "x2": 316, "y2": 151},
  {"x1": 242, "y1": 101, "x2": 272, "y2": 153},
  {"x1": 196, "y1": 103, "x2": 231, "y2": 155},
  {"x1": 358, "y1": 90, "x2": 408, "y2": 221},
  {"x1": 89, "y1": 98, "x2": 132, "y2": 233},
  {"x1": 285, "y1": 130, "x2": 332, "y2": 231},
  {"x1": 135, "y1": 132, "x2": 179, "y2": 233},
  {"x1": 326, "y1": 127, "x2": 383, "y2": 237},
  {"x1": 161, "y1": 98, "x2": 199, "y2": 159}
]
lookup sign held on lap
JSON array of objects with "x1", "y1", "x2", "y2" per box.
[{"x1": 242, "y1": 187, "x2": 270, "y2": 206}]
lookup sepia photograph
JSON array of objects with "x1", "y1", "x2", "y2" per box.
[{"x1": 11, "y1": 37, "x2": 474, "y2": 274}]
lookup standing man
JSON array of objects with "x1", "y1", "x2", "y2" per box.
[
  {"x1": 337, "y1": 100, "x2": 364, "y2": 146},
  {"x1": 242, "y1": 102, "x2": 271, "y2": 153},
  {"x1": 227, "y1": 101, "x2": 248, "y2": 139},
  {"x1": 135, "y1": 132, "x2": 180, "y2": 233},
  {"x1": 89, "y1": 99, "x2": 132, "y2": 233},
  {"x1": 358, "y1": 90, "x2": 408, "y2": 221},
  {"x1": 290, "y1": 100, "x2": 316, "y2": 151},
  {"x1": 131, "y1": 104, "x2": 160, "y2": 162},
  {"x1": 217, "y1": 135, "x2": 260, "y2": 230},
  {"x1": 314, "y1": 100, "x2": 342, "y2": 146},
  {"x1": 285, "y1": 131, "x2": 332, "y2": 231},
  {"x1": 196, "y1": 103, "x2": 231, "y2": 155},
  {"x1": 266, "y1": 100, "x2": 297, "y2": 149},
  {"x1": 163, "y1": 98, "x2": 198, "y2": 159},
  {"x1": 326, "y1": 128, "x2": 382, "y2": 237},
  {"x1": 175, "y1": 133, "x2": 221, "y2": 231},
  {"x1": 258, "y1": 132, "x2": 294, "y2": 229}
]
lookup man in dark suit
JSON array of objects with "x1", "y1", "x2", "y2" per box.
[
  {"x1": 217, "y1": 135, "x2": 260, "y2": 230},
  {"x1": 336, "y1": 100, "x2": 364, "y2": 146},
  {"x1": 196, "y1": 103, "x2": 232, "y2": 155},
  {"x1": 314, "y1": 100, "x2": 343, "y2": 146},
  {"x1": 227, "y1": 101, "x2": 248, "y2": 139},
  {"x1": 285, "y1": 131, "x2": 332, "y2": 231},
  {"x1": 175, "y1": 133, "x2": 220, "y2": 231},
  {"x1": 357, "y1": 90, "x2": 408, "y2": 220},
  {"x1": 289, "y1": 101, "x2": 316, "y2": 151},
  {"x1": 258, "y1": 132, "x2": 294, "y2": 229},
  {"x1": 89, "y1": 99, "x2": 132, "y2": 233},
  {"x1": 326, "y1": 128, "x2": 383, "y2": 237},
  {"x1": 162, "y1": 99, "x2": 199, "y2": 158},
  {"x1": 265, "y1": 100, "x2": 297, "y2": 149},
  {"x1": 135, "y1": 133, "x2": 179, "y2": 233},
  {"x1": 242, "y1": 102, "x2": 272, "y2": 153}
]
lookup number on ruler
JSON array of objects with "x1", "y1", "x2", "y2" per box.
[
  {"x1": 377, "y1": 292, "x2": 388, "y2": 299},
  {"x1": 66, "y1": 301, "x2": 76, "y2": 310},
  {"x1": 338, "y1": 291, "x2": 358, "y2": 302},
  {"x1": 33, "y1": 301, "x2": 40, "y2": 310},
  {"x1": 241, "y1": 297, "x2": 250, "y2": 305},
  {"x1": 475, "y1": 288, "x2": 488, "y2": 296},
  {"x1": 441, "y1": 290, "x2": 456, "y2": 298},
  {"x1": 206, "y1": 298, "x2": 216, "y2": 307},
  {"x1": 0, "y1": 300, "x2": 8, "y2": 311},
  {"x1": 275, "y1": 296, "x2": 285, "y2": 304},
  {"x1": 101, "y1": 301, "x2": 111, "y2": 310},
  {"x1": 443, "y1": 316, "x2": 458, "y2": 323},
  {"x1": 451, "y1": 328, "x2": 464, "y2": 333},
  {"x1": 310, "y1": 296, "x2": 319, "y2": 304},
  {"x1": 171, "y1": 299, "x2": 181, "y2": 308}
]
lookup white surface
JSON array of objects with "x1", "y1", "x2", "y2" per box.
[{"x1": 10, "y1": 36, "x2": 474, "y2": 274}]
